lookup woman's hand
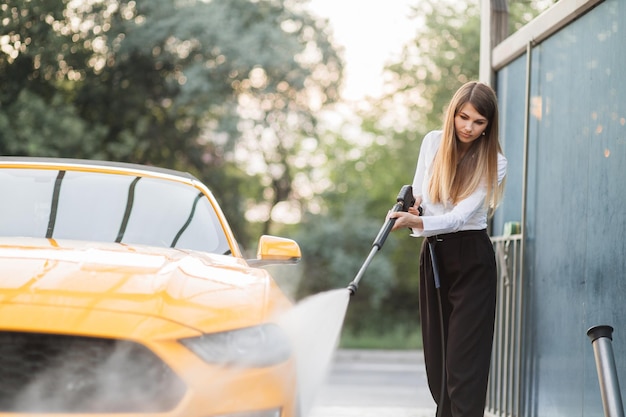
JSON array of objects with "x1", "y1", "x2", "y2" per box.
[
  {"x1": 389, "y1": 196, "x2": 423, "y2": 231},
  {"x1": 389, "y1": 212, "x2": 422, "y2": 231},
  {"x1": 413, "y1": 196, "x2": 423, "y2": 212},
  {"x1": 404, "y1": 196, "x2": 423, "y2": 220},
  {"x1": 387, "y1": 204, "x2": 424, "y2": 230}
]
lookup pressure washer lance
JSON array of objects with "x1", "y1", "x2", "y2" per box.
[{"x1": 347, "y1": 185, "x2": 416, "y2": 295}]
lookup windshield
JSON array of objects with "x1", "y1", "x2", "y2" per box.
[{"x1": 0, "y1": 168, "x2": 232, "y2": 255}]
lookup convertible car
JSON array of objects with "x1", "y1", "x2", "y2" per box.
[{"x1": 0, "y1": 157, "x2": 302, "y2": 417}]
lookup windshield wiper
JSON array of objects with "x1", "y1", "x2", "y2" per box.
[
  {"x1": 116, "y1": 177, "x2": 141, "y2": 243},
  {"x1": 170, "y1": 192, "x2": 203, "y2": 248},
  {"x1": 46, "y1": 171, "x2": 65, "y2": 238}
]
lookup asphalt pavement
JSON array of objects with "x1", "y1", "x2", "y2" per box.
[{"x1": 308, "y1": 349, "x2": 436, "y2": 417}]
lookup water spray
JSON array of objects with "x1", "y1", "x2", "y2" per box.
[
  {"x1": 281, "y1": 185, "x2": 416, "y2": 417},
  {"x1": 347, "y1": 185, "x2": 415, "y2": 296}
]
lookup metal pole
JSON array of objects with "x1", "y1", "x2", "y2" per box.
[
  {"x1": 515, "y1": 39, "x2": 533, "y2": 417},
  {"x1": 347, "y1": 246, "x2": 378, "y2": 293},
  {"x1": 587, "y1": 325, "x2": 625, "y2": 417}
]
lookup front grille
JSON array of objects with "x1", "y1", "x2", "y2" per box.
[{"x1": 0, "y1": 332, "x2": 186, "y2": 412}]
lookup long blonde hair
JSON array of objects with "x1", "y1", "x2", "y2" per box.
[{"x1": 428, "y1": 81, "x2": 504, "y2": 215}]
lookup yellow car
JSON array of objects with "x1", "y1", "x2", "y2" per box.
[{"x1": 0, "y1": 157, "x2": 302, "y2": 417}]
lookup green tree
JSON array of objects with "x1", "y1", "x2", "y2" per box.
[
  {"x1": 0, "y1": 0, "x2": 107, "y2": 156},
  {"x1": 383, "y1": 0, "x2": 481, "y2": 135}
]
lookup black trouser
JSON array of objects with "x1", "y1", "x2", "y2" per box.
[{"x1": 419, "y1": 229, "x2": 496, "y2": 417}]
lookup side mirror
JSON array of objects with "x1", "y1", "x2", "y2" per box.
[{"x1": 247, "y1": 235, "x2": 301, "y2": 267}]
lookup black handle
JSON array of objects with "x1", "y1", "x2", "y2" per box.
[{"x1": 372, "y1": 185, "x2": 415, "y2": 249}]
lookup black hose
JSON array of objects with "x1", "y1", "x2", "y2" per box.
[
  {"x1": 435, "y1": 288, "x2": 446, "y2": 417},
  {"x1": 428, "y1": 240, "x2": 446, "y2": 417}
]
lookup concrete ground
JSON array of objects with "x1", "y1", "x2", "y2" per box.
[{"x1": 309, "y1": 349, "x2": 436, "y2": 417}]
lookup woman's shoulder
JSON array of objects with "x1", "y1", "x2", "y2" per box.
[
  {"x1": 422, "y1": 130, "x2": 443, "y2": 149},
  {"x1": 425, "y1": 130, "x2": 443, "y2": 140}
]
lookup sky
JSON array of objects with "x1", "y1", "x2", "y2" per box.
[{"x1": 306, "y1": 0, "x2": 418, "y2": 101}]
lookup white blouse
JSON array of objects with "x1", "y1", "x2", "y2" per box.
[{"x1": 411, "y1": 130, "x2": 507, "y2": 238}]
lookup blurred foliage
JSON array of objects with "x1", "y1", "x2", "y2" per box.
[
  {"x1": 0, "y1": 0, "x2": 342, "y2": 246},
  {"x1": 340, "y1": 323, "x2": 422, "y2": 350},
  {"x1": 386, "y1": 1, "x2": 481, "y2": 131},
  {"x1": 509, "y1": 0, "x2": 560, "y2": 32}
]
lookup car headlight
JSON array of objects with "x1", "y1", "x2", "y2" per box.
[{"x1": 180, "y1": 324, "x2": 291, "y2": 367}]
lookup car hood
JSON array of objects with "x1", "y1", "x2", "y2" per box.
[{"x1": 0, "y1": 237, "x2": 290, "y2": 336}]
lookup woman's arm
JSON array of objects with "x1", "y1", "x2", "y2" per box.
[
  {"x1": 390, "y1": 187, "x2": 485, "y2": 233},
  {"x1": 392, "y1": 153, "x2": 507, "y2": 235}
]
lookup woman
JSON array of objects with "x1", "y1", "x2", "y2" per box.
[{"x1": 389, "y1": 81, "x2": 507, "y2": 417}]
